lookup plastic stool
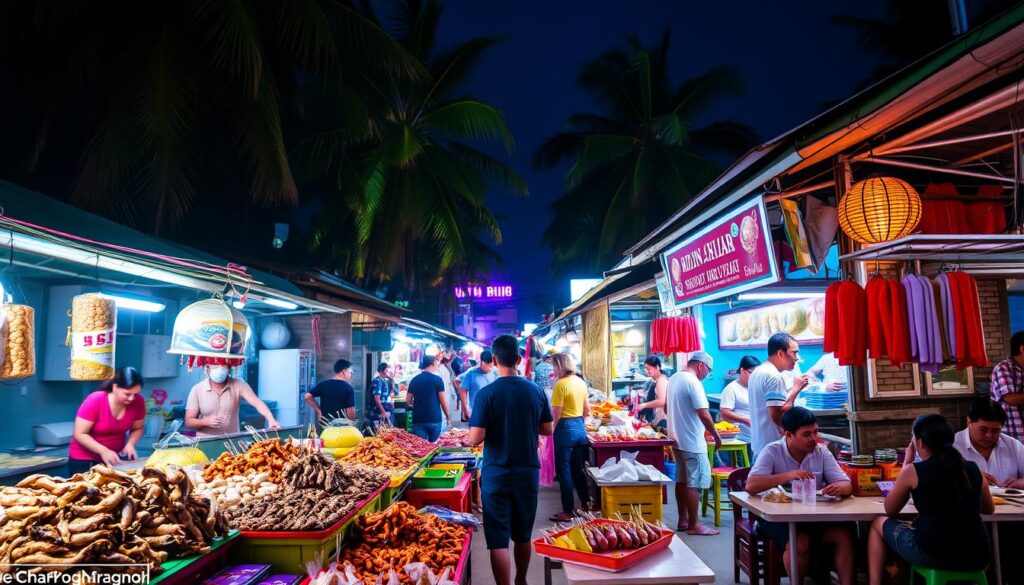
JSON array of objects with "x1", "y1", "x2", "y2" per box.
[
  {"x1": 700, "y1": 466, "x2": 735, "y2": 526},
  {"x1": 707, "y1": 440, "x2": 751, "y2": 468},
  {"x1": 911, "y1": 566, "x2": 988, "y2": 585}
]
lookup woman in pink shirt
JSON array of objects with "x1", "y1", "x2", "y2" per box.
[{"x1": 69, "y1": 367, "x2": 147, "y2": 474}]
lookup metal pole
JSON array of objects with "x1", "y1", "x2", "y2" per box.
[{"x1": 860, "y1": 156, "x2": 1020, "y2": 184}]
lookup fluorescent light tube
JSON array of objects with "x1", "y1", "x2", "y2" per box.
[
  {"x1": 263, "y1": 297, "x2": 299, "y2": 310},
  {"x1": 103, "y1": 293, "x2": 166, "y2": 313},
  {"x1": 737, "y1": 292, "x2": 826, "y2": 301}
]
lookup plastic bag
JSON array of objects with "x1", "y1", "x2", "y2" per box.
[
  {"x1": 405, "y1": 564, "x2": 456, "y2": 585},
  {"x1": 539, "y1": 435, "x2": 555, "y2": 487},
  {"x1": 147, "y1": 422, "x2": 208, "y2": 470},
  {"x1": 417, "y1": 505, "x2": 481, "y2": 528}
]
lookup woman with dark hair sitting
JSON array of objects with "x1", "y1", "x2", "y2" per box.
[
  {"x1": 867, "y1": 414, "x2": 994, "y2": 584},
  {"x1": 69, "y1": 367, "x2": 147, "y2": 473}
]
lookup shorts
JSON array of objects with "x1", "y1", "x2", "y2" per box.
[
  {"x1": 882, "y1": 519, "x2": 988, "y2": 571},
  {"x1": 673, "y1": 448, "x2": 711, "y2": 489},
  {"x1": 481, "y1": 466, "x2": 540, "y2": 549}
]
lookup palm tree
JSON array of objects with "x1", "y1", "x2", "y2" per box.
[
  {"x1": 298, "y1": 0, "x2": 526, "y2": 291},
  {"x1": 536, "y1": 30, "x2": 759, "y2": 276},
  {"x1": 0, "y1": 0, "x2": 422, "y2": 233}
]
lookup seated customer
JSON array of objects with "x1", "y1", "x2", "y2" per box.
[
  {"x1": 954, "y1": 398, "x2": 1024, "y2": 488},
  {"x1": 746, "y1": 407, "x2": 855, "y2": 585},
  {"x1": 868, "y1": 414, "x2": 993, "y2": 585}
]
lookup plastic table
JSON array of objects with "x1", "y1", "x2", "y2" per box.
[
  {"x1": 542, "y1": 535, "x2": 714, "y2": 585},
  {"x1": 730, "y1": 491, "x2": 1024, "y2": 585}
]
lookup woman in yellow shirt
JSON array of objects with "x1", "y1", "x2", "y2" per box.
[{"x1": 549, "y1": 353, "x2": 592, "y2": 521}]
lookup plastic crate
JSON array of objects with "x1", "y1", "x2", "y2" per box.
[
  {"x1": 412, "y1": 465, "x2": 464, "y2": 489},
  {"x1": 230, "y1": 487, "x2": 384, "y2": 573},
  {"x1": 405, "y1": 472, "x2": 472, "y2": 513},
  {"x1": 599, "y1": 484, "x2": 663, "y2": 523}
]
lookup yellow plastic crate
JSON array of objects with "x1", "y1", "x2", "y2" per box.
[
  {"x1": 230, "y1": 494, "x2": 381, "y2": 573},
  {"x1": 600, "y1": 484, "x2": 663, "y2": 523}
]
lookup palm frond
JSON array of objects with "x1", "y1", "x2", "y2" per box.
[
  {"x1": 689, "y1": 121, "x2": 760, "y2": 158},
  {"x1": 448, "y1": 142, "x2": 528, "y2": 197},
  {"x1": 231, "y1": 70, "x2": 298, "y2": 205},
  {"x1": 533, "y1": 132, "x2": 587, "y2": 169},
  {"x1": 672, "y1": 65, "x2": 745, "y2": 120},
  {"x1": 420, "y1": 99, "x2": 515, "y2": 152},
  {"x1": 188, "y1": 0, "x2": 265, "y2": 99},
  {"x1": 420, "y1": 36, "x2": 503, "y2": 107},
  {"x1": 566, "y1": 135, "x2": 636, "y2": 188}
]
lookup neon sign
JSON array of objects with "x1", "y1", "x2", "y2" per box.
[{"x1": 454, "y1": 284, "x2": 514, "y2": 300}]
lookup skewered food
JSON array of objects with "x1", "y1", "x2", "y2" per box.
[
  {"x1": 375, "y1": 428, "x2": 435, "y2": 457},
  {"x1": 341, "y1": 438, "x2": 419, "y2": 474},
  {"x1": 224, "y1": 453, "x2": 388, "y2": 531},
  {"x1": 202, "y1": 438, "x2": 301, "y2": 484},
  {"x1": 436, "y1": 428, "x2": 473, "y2": 448},
  {"x1": 0, "y1": 465, "x2": 226, "y2": 574},
  {"x1": 338, "y1": 502, "x2": 467, "y2": 584}
]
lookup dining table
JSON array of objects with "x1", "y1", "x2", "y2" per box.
[{"x1": 730, "y1": 491, "x2": 1024, "y2": 585}]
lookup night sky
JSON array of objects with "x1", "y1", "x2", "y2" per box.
[{"x1": 436, "y1": 0, "x2": 889, "y2": 326}]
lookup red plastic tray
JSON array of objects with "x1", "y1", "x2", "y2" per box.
[
  {"x1": 238, "y1": 480, "x2": 387, "y2": 539},
  {"x1": 532, "y1": 519, "x2": 673, "y2": 572}
]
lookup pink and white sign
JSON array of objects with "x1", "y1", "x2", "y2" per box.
[{"x1": 660, "y1": 197, "x2": 778, "y2": 308}]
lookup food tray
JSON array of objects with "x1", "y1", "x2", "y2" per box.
[
  {"x1": 239, "y1": 481, "x2": 387, "y2": 539},
  {"x1": 151, "y1": 530, "x2": 240, "y2": 584},
  {"x1": 412, "y1": 467, "x2": 463, "y2": 489},
  {"x1": 587, "y1": 437, "x2": 675, "y2": 448},
  {"x1": 532, "y1": 519, "x2": 673, "y2": 572},
  {"x1": 389, "y1": 465, "x2": 420, "y2": 488}
]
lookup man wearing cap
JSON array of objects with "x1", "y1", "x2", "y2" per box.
[
  {"x1": 455, "y1": 350, "x2": 498, "y2": 421},
  {"x1": 406, "y1": 355, "x2": 451, "y2": 441},
  {"x1": 666, "y1": 351, "x2": 721, "y2": 535}
]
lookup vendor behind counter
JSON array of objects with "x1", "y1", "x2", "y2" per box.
[{"x1": 69, "y1": 367, "x2": 146, "y2": 475}]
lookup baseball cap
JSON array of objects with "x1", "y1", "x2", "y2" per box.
[{"x1": 689, "y1": 351, "x2": 714, "y2": 371}]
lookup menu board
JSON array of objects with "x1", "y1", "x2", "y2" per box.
[{"x1": 717, "y1": 297, "x2": 825, "y2": 350}]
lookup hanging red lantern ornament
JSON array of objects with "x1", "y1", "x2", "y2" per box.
[{"x1": 838, "y1": 176, "x2": 922, "y2": 245}]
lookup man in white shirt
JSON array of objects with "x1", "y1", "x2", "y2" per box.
[
  {"x1": 666, "y1": 351, "x2": 721, "y2": 536},
  {"x1": 748, "y1": 333, "x2": 809, "y2": 455},
  {"x1": 953, "y1": 399, "x2": 1024, "y2": 488},
  {"x1": 746, "y1": 407, "x2": 854, "y2": 585}
]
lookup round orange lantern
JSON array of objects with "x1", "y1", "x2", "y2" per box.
[{"x1": 838, "y1": 176, "x2": 922, "y2": 244}]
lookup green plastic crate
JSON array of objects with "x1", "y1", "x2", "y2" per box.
[{"x1": 411, "y1": 467, "x2": 462, "y2": 489}]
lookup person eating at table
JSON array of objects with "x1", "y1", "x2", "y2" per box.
[
  {"x1": 867, "y1": 414, "x2": 992, "y2": 584},
  {"x1": 954, "y1": 398, "x2": 1024, "y2": 488},
  {"x1": 746, "y1": 407, "x2": 855, "y2": 585}
]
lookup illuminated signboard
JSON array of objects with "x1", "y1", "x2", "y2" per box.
[{"x1": 454, "y1": 284, "x2": 514, "y2": 300}]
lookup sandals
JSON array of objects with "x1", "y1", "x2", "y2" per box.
[{"x1": 549, "y1": 512, "x2": 574, "y2": 522}]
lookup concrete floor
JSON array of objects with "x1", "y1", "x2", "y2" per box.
[{"x1": 468, "y1": 481, "x2": 745, "y2": 585}]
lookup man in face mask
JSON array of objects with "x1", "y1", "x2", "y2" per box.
[{"x1": 185, "y1": 361, "x2": 280, "y2": 436}]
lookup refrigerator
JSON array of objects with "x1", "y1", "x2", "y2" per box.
[{"x1": 258, "y1": 349, "x2": 317, "y2": 427}]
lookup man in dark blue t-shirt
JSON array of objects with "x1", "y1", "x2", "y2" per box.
[
  {"x1": 406, "y1": 355, "x2": 451, "y2": 442},
  {"x1": 304, "y1": 358, "x2": 356, "y2": 428},
  {"x1": 470, "y1": 335, "x2": 553, "y2": 585}
]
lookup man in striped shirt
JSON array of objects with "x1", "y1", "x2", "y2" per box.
[{"x1": 991, "y1": 331, "x2": 1024, "y2": 442}]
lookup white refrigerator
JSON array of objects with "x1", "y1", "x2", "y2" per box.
[{"x1": 258, "y1": 349, "x2": 317, "y2": 427}]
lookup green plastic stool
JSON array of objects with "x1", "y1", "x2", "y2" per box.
[{"x1": 911, "y1": 566, "x2": 987, "y2": 585}]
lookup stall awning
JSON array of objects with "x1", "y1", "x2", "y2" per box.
[
  {"x1": 544, "y1": 260, "x2": 661, "y2": 327},
  {"x1": 838, "y1": 234, "x2": 1024, "y2": 278},
  {"x1": 0, "y1": 181, "x2": 346, "y2": 314},
  {"x1": 621, "y1": 5, "x2": 1024, "y2": 271}
]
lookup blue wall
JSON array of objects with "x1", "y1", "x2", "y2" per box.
[
  {"x1": 1011, "y1": 293, "x2": 1023, "y2": 336},
  {"x1": 697, "y1": 300, "x2": 825, "y2": 396}
]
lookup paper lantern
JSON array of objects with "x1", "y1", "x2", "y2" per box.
[{"x1": 838, "y1": 176, "x2": 922, "y2": 244}]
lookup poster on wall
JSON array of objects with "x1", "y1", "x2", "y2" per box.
[
  {"x1": 780, "y1": 199, "x2": 812, "y2": 268},
  {"x1": 660, "y1": 196, "x2": 779, "y2": 309},
  {"x1": 717, "y1": 297, "x2": 826, "y2": 350},
  {"x1": 654, "y1": 272, "x2": 675, "y2": 314}
]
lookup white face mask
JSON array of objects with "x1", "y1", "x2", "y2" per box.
[{"x1": 209, "y1": 366, "x2": 229, "y2": 384}]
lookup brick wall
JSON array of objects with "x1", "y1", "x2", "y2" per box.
[{"x1": 851, "y1": 277, "x2": 1010, "y2": 452}]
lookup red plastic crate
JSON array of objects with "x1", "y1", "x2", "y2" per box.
[
  {"x1": 532, "y1": 519, "x2": 673, "y2": 572},
  {"x1": 404, "y1": 472, "x2": 471, "y2": 512}
]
